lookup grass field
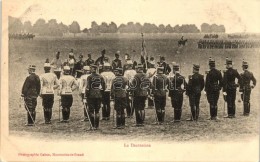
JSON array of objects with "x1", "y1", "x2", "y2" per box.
[{"x1": 8, "y1": 35, "x2": 259, "y2": 141}]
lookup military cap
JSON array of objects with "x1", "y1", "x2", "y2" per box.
[
  {"x1": 79, "y1": 54, "x2": 83, "y2": 58},
  {"x1": 28, "y1": 65, "x2": 36, "y2": 70},
  {"x1": 101, "y1": 49, "x2": 106, "y2": 54},
  {"x1": 63, "y1": 66, "x2": 70, "y2": 71},
  {"x1": 172, "y1": 63, "x2": 180, "y2": 70},
  {"x1": 136, "y1": 63, "x2": 144, "y2": 69},
  {"x1": 114, "y1": 67, "x2": 123, "y2": 74},
  {"x1": 44, "y1": 63, "x2": 51, "y2": 67},
  {"x1": 225, "y1": 58, "x2": 232, "y2": 65},
  {"x1": 115, "y1": 51, "x2": 120, "y2": 56},
  {"x1": 193, "y1": 64, "x2": 200, "y2": 71},
  {"x1": 91, "y1": 64, "x2": 98, "y2": 70},
  {"x1": 208, "y1": 57, "x2": 215, "y2": 65},
  {"x1": 88, "y1": 53, "x2": 92, "y2": 57},
  {"x1": 160, "y1": 56, "x2": 165, "y2": 61},
  {"x1": 83, "y1": 66, "x2": 90, "y2": 71},
  {"x1": 242, "y1": 60, "x2": 248, "y2": 67}
]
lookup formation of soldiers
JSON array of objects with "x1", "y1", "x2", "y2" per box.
[
  {"x1": 21, "y1": 50, "x2": 257, "y2": 131},
  {"x1": 203, "y1": 34, "x2": 218, "y2": 39},
  {"x1": 9, "y1": 33, "x2": 35, "y2": 40},
  {"x1": 198, "y1": 39, "x2": 260, "y2": 49}
]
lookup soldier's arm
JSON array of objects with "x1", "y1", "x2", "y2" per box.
[
  {"x1": 36, "y1": 76, "x2": 41, "y2": 96},
  {"x1": 22, "y1": 77, "x2": 30, "y2": 96},
  {"x1": 235, "y1": 70, "x2": 242, "y2": 87},
  {"x1": 204, "y1": 74, "x2": 209, "y2": 92},
  {"x1": 53, "y1": 75, "x2": 59, "y2": 90},
  {"x1": 201, "y1": 75, "x2": 205, "y2": 91},
  {"x1": 251, "y1": 72, "x2": 257, "y2": 86}
]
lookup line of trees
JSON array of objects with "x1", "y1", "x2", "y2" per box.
[{"x1": 9, "y1": 16, "x2": 226, "y2": 36}]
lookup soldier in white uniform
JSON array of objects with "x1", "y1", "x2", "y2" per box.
[
  {"x1": 40, "y1": 62, "x2": 59, "y2": 124},
  {"x1": 59, "y1": 66, "x2": 78, "y2": 122},
  {"x1": 100, "y1": 63, "x2": 116, "y2": 120},
  {"x1": 78, "y1": 66, "x2": 91, "y2": 121},
  {"x1": 123, "y1": 60, "x2": 137, "y2": 117}
]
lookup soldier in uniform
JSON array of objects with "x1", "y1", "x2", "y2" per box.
[
  {"x1": 59, "y1": 66, "x2": 78, "y2": 122},
  {"x1": 112, "y1": 51, "x2": 122, "y2": 70},
  {"x1": 39, "y1": 62, "x2": 59, "y2": 124},
  {"x1": 95, "y1": 49, "x2": 106, "y2": 73},
  {"x1": 151, "y1": 66, "x2": 169, "y2": 124},
  {"x1": 85, "y1": 65, "x2": 106, "y2": 130},
  {"x1": 239, "y1": 61, "x2": 256, "y2": 116},
  {"x1": 131, "y1": 64, "x2": 151, "y2": 126},
  {"x1": 21, "y1": 65, "x2": 41, "y2": 126},
  {"x1": 186, "y1": 64, "x2": 204, "y2": 121},
  {"x1": 50, "y1": 51, "x2": 63, "y2": 79},
  {"x1": 168, "y1": 63, "x2": 187, "y2": 123},
  {"x1": 223, "y1": 58, "x2": 242, "y2": 118},
  {"x1": 100, "y1": 63, "x2": 116, "y2": 120},
  {"x1": 85, "y1": 53, "x2": 95, "y2": 66},
  {"x1": 74, "y1": 54, "x2": 85, "y2": 78},
  {"x1": 146, "y1": 61, "x2": 157, "y2": 108},
  {"x1": 157, "y1": 56, "x2": 171, "y2": 75},
  {"x1": 68, "y1": 53, "x2": 76, "y2": 76},
  {"x1": 123, "y1": 60, "x2": 137, "y2": 117},
  {"x1": 205, "y1": 58, "x2": 222, "y2": 120},
  {"x1": 78, "y1": 66, "x2": 91, "y2": 121},
  {"x1": 111, "y1": 68, "x2": 128, "y2": 129}
]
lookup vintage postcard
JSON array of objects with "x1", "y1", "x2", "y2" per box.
[{"x1": 1, "y1": 0, "x2": 259, "y2": 161}]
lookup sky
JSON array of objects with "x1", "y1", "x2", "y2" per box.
[{"x1": 5, "y1": 0, "x2": 260, "y2": 33}]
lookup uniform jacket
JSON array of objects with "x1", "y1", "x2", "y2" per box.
[
  {"x1": 86, "y1": 73, "x2": 106, "y2": 98},
  {"x1": 111, "y1": 76, "x2": 128, "y2": 98},
  {"x1": 157, "y1": 62, "x2": 171, "y2": 75},
  {"x1": 40, "y1": 72, "x2": 59, "y2": 95},
  {"x1": 152, "y1": 74, "x2": 169, "y2": 97},
  {"x1": 112, "y1": 59, "x2": 122, "y2": 70},
  {"x1": 131, "y1": 72, "x2": 151, "y2": 97},
  {"x1": 101, "y1": 71, "x2": 116, "y2": 91},
  {"x1": 146, "y1": 68, "x2": 157, "y2": 82},
  {"x1": 205, "y1": 68, "x2": 223, "y2": 92},
  {"x1": 50, "y1": 58, "x2": 63, "y2": 71},
  {"x1": 59, "y1": 74, "x2": 78, "y2": 95},
  {"x1": 223, "y1": 68, "x2": 241, "y2": 92},
  {"x1": 168, "y1": 73, "x2": 187, "y2": 96},
  {"x1": 240, "y1": 70, "x2": 256, "y2": 91},
  {"x1": 22, "y1": 73, "x2": 41, "y2": 98},
  {"x1": 85, "y1": 58, "x2": 94, "y2": 66},
  {"x1": 186, "y1": 73, "x2": 204, "y2": 95}
]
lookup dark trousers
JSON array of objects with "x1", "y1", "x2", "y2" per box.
[
  {"x1": 241, "y1": 90, "x2": 251, "y2": 115},
  {"x1": 61, "y1": 95, "x2": 73, "y2": 120},
  {"x1": 42, "y1": 94, "x2": 54, "y2": 122},
  {"x1": 154, "y1": 96, "x2": 166, "y2": 122},
  {"x1": 102, "y1": 91, "x2": 111, "y2": 119},
  {"x1": 170, "y1": 92, "x2": 183, "y2": 121},
  {"x1": 115, "y1": 97, "x2": 127, "y2": 127},
  {"x1": 126, "y1": 93, "x2": 134, "y2": 117},
  {"x1": 24, "y1": 97, "x2": 37, "y2": 124},
  {"x1": 206, "y1": 91, "x2": 220, "y2": 118},
  {"x1": 226, "y1": 90, "x2": 236, "y2": 116},
  {"x1": 188, "y1": 93, "x2": 201, "y2": 120},
  {"x1": 88, "y1": 98, "x2": 102, "y2": 128},
  {"x1": 133, "y1": 96, "x2": 146, "y2": 124}
]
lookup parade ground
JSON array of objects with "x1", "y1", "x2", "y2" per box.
[{"x1": 8, "y1": 35, "x2": 259, "y2": 141}]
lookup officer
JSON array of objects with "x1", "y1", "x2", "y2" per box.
[
  {"x1": 59, "y1": 66, "x2": 78, "y2": 122},
  {"x1": 112, "y1": 51, "x2": 122, "y2": 70},
  {"x1": 111, "y1": 68, "x2": 128, "y2": 129},
  {"x1": 74, "y1": 54, "x2": 85, "y2": 78},
  {"x1": 95, "y1": 49, "x2": 106, "y2": 73},
  {"x1": 21, "y1": 65, "x2": 41, "y2": 126},
  {"x1": 100, "y1": 63, "x2": 116, "y2": 120},
  {"x1": 151, "y1": 66, "x2": 169, "y2": 124},
  {"x1": 131, "y1": 64, "x2": 151, "y2": 126},
  {"x1": 157, "y1": 56, "x2": 171, "y2": 75},
  {"x1": 168, "y1": 63, "x2": 187, "y2": 123},
  {"x1": 39, "y1": 62, "x2": 59, "y2": 124},
  {"x1": 146, "y1": 61, "x2": 157, "y2": 108},
  {"x1": 79, "y1": 66, "x2": 91, "y2": 121},
  {"x1": 50, "y1": 51, "x2": 63, "y2": 79},
  {"x1": 223, "y1": 58, "x2": 242, "y2": 118},
  {"x1": 86, "y1": 65, "x2": 106, "y2": 130},
  {"x1": 186, "y1": 64, "x2": 204, "y2": 121},
  {"x1": 123, "y1": 60, "x2": 137, "y2": 117},
  {"x1": 85, "y1": 53, "x2": 95, "y2": 66},
  {"x1": 205, "y1": 58, "x2": 222, "y2": 120},
  {"x1": 239, "y1": 61, "x2": 256, "y2": 116}
]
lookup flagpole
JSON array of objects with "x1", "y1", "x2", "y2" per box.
[{"x1": 141, "y1": 33, "x2": 148, "y2": 70}]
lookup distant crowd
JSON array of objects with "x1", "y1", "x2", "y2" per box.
[
  {"x1": 198, "y1": 39, "x2": 260, "y2": 49},
  {"x1": 9, "y1": 33, "x2": 35, "y2": 40}
]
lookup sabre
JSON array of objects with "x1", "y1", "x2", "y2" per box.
[
  {"x1": 83, "y1": 99, "x2": 94, "y2": 130},
  {"x1": 58, "y1": 98, "x2": 61, "y2": 122},
  {"x1": 151, "y1": 96, "x2": 158, "y2": 124},
  {"x1": 22, "y1": 98, "x2": 36, "y2": 126}
]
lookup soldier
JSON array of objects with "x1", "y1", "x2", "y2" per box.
[
  {"x1": 95, "y1": 49, "x2": 106, "y2": 73},
  {"x1": 131, "y1": 64, "x2": 151, "y2": 126},
  {"x1": 123, "y1": 60, "x2": 137, "y2": 117},
  {"x1": 85, "y1": 53, "x2": 94, "y2": 66},
  {"x1": 58, "y1": 66, "x2": 78, "y2": 122},
  {"x1": 146, "y1": 61, "x2": 157, "y2": 108},
  {"x1": 68, "y1": 52, "x2": 76, "y2": 76},
  {"x1": 157, "y1": 56, "x2": 171, "y2": 75},
  {"x1": 78, "y1": 66, "x2": 91, "y2": 121},
  {"x1": 21, "y1": 65, "x2": 41, "y2": 126},
  {"x1": 151, "y1": 66, "x2": 169, "y2": 124},
  {"x1": 86, "y1": 65, "x2": 106, "y2": 130},
  {"x1": 205, "y1": 58, "x2": 222, "y2": 120},
  {"x1": 239, "y1": 61, "x2": 256, "y2": 116},
  {"x1": 112, "y1": 51, "x2": 122, "y2": 70},
  {"x1": 100, "y1": 63, "x2": 116, "y2": 120},
  {"x1": 50, "y1": 51, "x2": 63, "y2": 79},
  {"x1": 74, "y1": 54, "x2": 85, "y2": 78},
  {"x1": 39, "y1": 62, "x2": 59, "y2": 124},
  {"x1": 186, "y1": 64, "x2": 204, "y2": 121},
  {"x1": 111, "y1": 68, "x2": 128, "y2": 129},
  {"x1": 168, "y1": 63, "x2": 187, "y2": 123},
  {"x1": 223, "y1": 58, "x2": 242, "y2": 118}
]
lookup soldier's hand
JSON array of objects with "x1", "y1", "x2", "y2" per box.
[
  {"x1": 203, "y1": 91, "x2": 206, "y2": 95},
  {"x1": 83, "y1": 99, "x2": 87, "y2": 103},
  {"x1": 251, "y1": 85, "x2": 255, "y2": 89},
  {"x1": 223, "y1": 92, "x2": 227, "y2": 96}
]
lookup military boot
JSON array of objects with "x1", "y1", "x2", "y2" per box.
[
  {"x1": 94, "y1": 113, "x2": 100, "y2": 129},
  {"x1": 121, "y1": 113, "x2": 126, "y2": 128}
]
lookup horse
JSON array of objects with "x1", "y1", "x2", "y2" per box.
[{"x1": 178, "y1": 39, "x2": 188, "y2": 46}]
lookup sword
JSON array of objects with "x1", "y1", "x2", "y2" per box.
[
  {"x1": 83, "y1": 99, "x2": 94, "y2": 131},
  {"x1": 151, "y1": 96, "x2": 158, "y2": 124},
  {"x1": 22, "y1": 98, "x2": 36, "y2": 126}
]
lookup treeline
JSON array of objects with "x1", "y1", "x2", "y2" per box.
[{"x1": 9, "y1": 16, "x2": 226, "y2": 36}]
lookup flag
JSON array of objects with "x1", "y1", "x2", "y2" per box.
[{"x1": 141, "y1": 34, "x2": 148, "y2": 65}]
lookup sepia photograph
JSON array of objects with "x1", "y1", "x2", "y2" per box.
[{"x1": 1, "y1": 0, "x2": 260, "y2": 161}]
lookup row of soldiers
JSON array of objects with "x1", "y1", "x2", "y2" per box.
[
  {"x1": 198, "y1": 39, "x2": 260, "y2": 49},
  {"x1": 21, "y1": 56, "x2": 256, "y2": 130},
  {"x1": 9, "y1": 33, "x2": 35, "y2": 40}
]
